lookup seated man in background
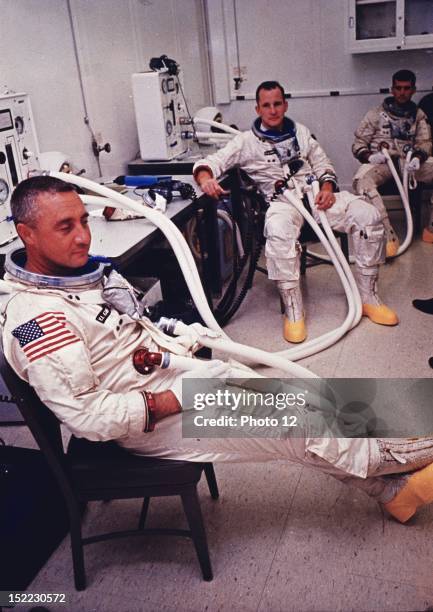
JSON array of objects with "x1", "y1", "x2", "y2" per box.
[
  {"x1": 352, "y1": 69, "x2": 433, "y2": 255},
  {"x1": 193, "y1": 80, "x2": 397, "y2": 345},
  {"x1": 1, "y1": 175, "x2": 433, "y2": 525}
]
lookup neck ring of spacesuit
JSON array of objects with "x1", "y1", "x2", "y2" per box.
[
  {"x1": 252, "y1": 116, "x2": 302, "y2": 168},
  {"x1": 383, "y1": 97, "x2": 417, "y2": 120},
  {"x1": 251, "y1": 116, "x2": 297, "y2": 143},
  {"x1": 5, "y1": 248, "x2": 106, "y2": 289}
]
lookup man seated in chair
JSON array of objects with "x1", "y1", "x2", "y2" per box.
[
  {"x1": 352, "y1": 69, "x2": 433, "y2": 256},
  {"x1": 1, "y1": 175, "x2": 433, "y2": 525},
  {"x1": 193, "y1": 80, "x2": 397, "y2": 345}
]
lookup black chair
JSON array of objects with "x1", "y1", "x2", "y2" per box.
[{"x1": 0, "y1": 352, "x2": 219, "y2": 590}]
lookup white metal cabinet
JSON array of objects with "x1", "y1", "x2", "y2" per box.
[
  {"x1": 348, "y1": 0, "x2": 433, "y2": 53},
  {"x1": 132, "y1": 71, "x2": 188, "y2": 161}
]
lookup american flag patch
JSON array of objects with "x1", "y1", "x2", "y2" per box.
[{"x1": 12, "y1": 312, "x2": 81, "y2": 363}]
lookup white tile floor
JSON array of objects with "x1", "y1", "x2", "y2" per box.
[{"x1": 1, "y1": 210, "x2": 433, "y2": 612}]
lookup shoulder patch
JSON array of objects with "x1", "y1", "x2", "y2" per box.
[{"x1": 12, "y1": 311, "x2": 80, "y2": 362}]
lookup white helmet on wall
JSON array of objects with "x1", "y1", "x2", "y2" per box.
[
  {"x1": 38, "y1": 151, "x2": 72, "y2": 173},
  {"x1": 193, "y1": 107, "x2": 223, "y2": 132}
]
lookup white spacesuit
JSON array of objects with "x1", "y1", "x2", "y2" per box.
[
  {"x1": 352, "y1": 97, "x2": 433, "y2": 254},
  {"x1": 193, "y1": 117, "x2": 397, "y2": 342},
  {"x1": 2, "y1": 247, "x2": 433, "y2": 522}
]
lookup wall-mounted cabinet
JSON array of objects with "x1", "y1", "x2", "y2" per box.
[{"x1": 348, "y1": 0, "x2": 433, "y2": 53}]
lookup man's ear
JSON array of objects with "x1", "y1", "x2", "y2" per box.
[{"x1": 16, "y1": 222, "x2": 34, "y2": 245}]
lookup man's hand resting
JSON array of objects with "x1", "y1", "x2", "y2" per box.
[
  {"x1": 315, "y1": 188, "x2": 335, "y2": 210},
  {"x1": 200, "y1": 177, "x2": 229, "y2": 199}
]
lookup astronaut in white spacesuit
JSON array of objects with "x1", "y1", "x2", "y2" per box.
[
  {"x1": 2, "y1": 175, "x2": 433, "y2": 525},
  {"x1": 193, "y1": 81, "x2": 398, "y2": 345},
  {"x1": 352, "y1": 69, "x2": 433, "y2": 256}
]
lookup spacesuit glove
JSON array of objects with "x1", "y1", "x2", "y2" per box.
[
  {"x1": 170, "y1": 359, "x2": 232, "y2": 405},
  {"x1": 368, "y1": 152, "x2": 387, "y2": 164},
  {"x1": 173, "y1": 321, "x2": 222, "y2": 351},
  {"x1": 187, "y1": 322, "x2": 221, "y2": 340},
  {"x1": 406, "y1": 157, "x2": 420, "y2": 173}
]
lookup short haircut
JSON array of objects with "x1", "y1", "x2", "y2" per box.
[
  {"x1": 392, "y1": 69, "x2": 416, "y2": 87},
  {"x1": 11, "y1": 176, "x2": 76, "y2": 226},
  {"x1": 255, "y1": 80, "x2": 286, "y2": 104}
]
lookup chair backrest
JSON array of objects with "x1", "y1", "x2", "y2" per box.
[{"x1": 0, "y1": 351, "x2": 77, "y2": 507}]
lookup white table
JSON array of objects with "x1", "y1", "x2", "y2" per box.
[{"x1": 87, "y1": 196, "x2": 196, "y2": 268}]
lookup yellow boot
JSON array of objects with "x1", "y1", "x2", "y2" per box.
[
  {"x1": 422, "y1": 227, "x2": 433, "y2": 243},
  {"x1": 385, "y1": 227, "x2": 400, "y2": 258},
  {"x1": 283, "y1": 316, "x2": 307, "y2": 343},
  {"x1": 278, "y1": 283, "x2": 307, "y2": 343},
  {"x1": 357, "y1": 269, "x2": 399, "y2": 326},
  {"x1": 362, "y1": 303, "x2": 399, "y2": 326},
  {"x1": 384, "y1": 463, "x2": 433, "y2": 523}
]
